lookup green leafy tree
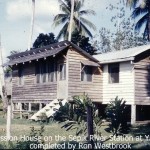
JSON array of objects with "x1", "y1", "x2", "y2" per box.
[
  {"x1": 71, "y1": 29, "x2": 97, "y2": 55},
  {"x1": 92, "y1": 2, "x2": 149, "y2": 53},
  {"x1": 33, "y1": 33, "x2": 58, "y2": 48},
  {"x1": 105, "y1": 96, "x2": 129, "y2": 136},
  {"x1": 53, "y1": 0, "x2": 96, "y2": 40},
  {"x1": 93, "y1": 28, "x2": 112, "y2": 53}
]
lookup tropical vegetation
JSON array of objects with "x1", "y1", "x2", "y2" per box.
[
  {"x1": 127, "y1": 0, "x2": 150, "y2": 40},
  {"x1": 105, "y1": 96, "x2": 129, "y2": 136},
  {"x1": 53, "y1": 0, "x2": 96, "y2": 40},
  {"x1": 33, "y1": 33, "x2": 58, "y2": 48},
  {"x1": 92, "y1": 2, "x2": 149, "y2": 53}
]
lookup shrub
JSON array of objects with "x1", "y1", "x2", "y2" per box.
[
  {"x1": 105, "y1": 96, "x2": 129, "y2": 136},
  {"x1": 15, "y1": 125, "x2": 45, "y2": 150},
  {"x1": 54, "y1": 93, "x2": 102, "y2": 141}
]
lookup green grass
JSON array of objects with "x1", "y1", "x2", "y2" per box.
[
  {"x1": 0, "y1": 111, "x2": 150, "y2": 149},
  {"x1": 0, "y1": 118, "x2": 75, "y2": 142}
]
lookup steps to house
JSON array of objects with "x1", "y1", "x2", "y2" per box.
[{"x1": 29, "y1": 99, "x2": 67, "y2": 121}]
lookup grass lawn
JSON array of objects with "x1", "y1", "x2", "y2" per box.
[
  {"x1": 0, "y1": 110, "x2": 150, "y2": 149},
  {"x1": 0, "y1": 111, "x2": 75, "y2": 145}
]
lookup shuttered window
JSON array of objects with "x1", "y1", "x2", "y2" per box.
[
  {"x1": 108, "y1": 63, "x2": 119, "y2": 83},
  {"x1": 60, "y1": 64, "x2": 66, "y2": 80},
  {"x1": 48, "y1": 60, "x2": 57, "y2": 82},
  {"x1": 81, "y1": 65, "x2": 92, "y2": 82},
  {"x1": 35, "y1": 60, "x2": 57, "y2": 83},
  {"x1": 18, "y1": 65, "x2": 24, "y2": 85},
  {"x1": 42, "y1": 61, "x2": 47, "y2": 83},
  {"x1": 35, "y1": 62, "x2": 41, "y2": 83}
]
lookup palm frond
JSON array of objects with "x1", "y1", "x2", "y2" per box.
[
  {"x1": 135, "y1": 13, "x2": 148, "y2": 31},
  {"x1": 58, "y1": 0, "x2": 70, "y2": 14},
  {"x1": 74, "y1": 17, "x2": 93, "y2": 37},
  {"x1": 131, "y1": 6, "x2": 148, "y2": 18},
  {"x1": 126, "y1": 0, "x2": 140, "y2": 8},
  {"x1": 57, "y1": 22, "x2": 69, "y2": 40},
  {"x1": 74, "y1": 0, "x2": 82, "y2": 11},
  {"x1": 54, "y1": 0, "x2": 96, "y2": 40},
  {"x1": 81, "y1": 25, "x2": 93, "y2": 37},
  {"x1": 53, "y1": 14, "x2": 68, "y2": 27},
  {"x1": 80, "y1": 17, "x2": 96, "y2": 31},
  {"x1": 143, "y1": 21, "x2": 149, "y2": 38},
  {"x1": 79, "y1": 9, "x2": 96, "y2": 16}
]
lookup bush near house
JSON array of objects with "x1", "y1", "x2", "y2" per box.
[
  {"x1": 1, "y1": 95, "x2": 150, "y2": 149},
  {"x1": 105, "y1": 96, "x2": 130, "y2": 136},
  {"x1": 54, "y1": 94, "x2": 102, "y2": 144}
]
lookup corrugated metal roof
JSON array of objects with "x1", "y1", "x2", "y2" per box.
[{"x1": 93, "y1": 44, "x2": 150, "y2": 64}]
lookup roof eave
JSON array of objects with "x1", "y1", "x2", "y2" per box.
[{"x1": 100, "y1": 56, "x2": 135, "y2": 64}]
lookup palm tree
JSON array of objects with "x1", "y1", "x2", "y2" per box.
[
  {"x1": 28, "y1": 0, "x2": 35, "y2": 50},
  {"x1": 53, "y1": 0, "x2": 96, "y2": 40},
  {"x1": 0, "y1": 36, "x2": 11, "y2": 140},
  {"x1": 127, "y1": 0, "x2": 150, "y2": 40}
]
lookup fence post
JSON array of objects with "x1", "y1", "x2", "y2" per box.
[{"x1": 87, "y1": 105, "x2": 94, "y2": 149}]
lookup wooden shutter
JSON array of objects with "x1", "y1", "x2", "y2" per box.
[
  {"x1": 35, "y1": 62, "x2": 40, "y2": 83},
  {"x1": 18, "y1": 65, "x2": 24, "y2": 85},
  {"x1": 108, "y1": 63, "x2": 119, "y2": 83}
]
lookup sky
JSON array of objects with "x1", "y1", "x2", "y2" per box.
[{"x1": 0, "y1": 0, "x2": 133, "y2": 62}]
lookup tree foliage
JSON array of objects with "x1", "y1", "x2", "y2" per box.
[
  {"x1": 71, "y1": 29, "x2": 97, "y2": 55},
  {"x1": 126, "y1": 0, "x2": 150, "y2": 40},
  {"x1": 105, "y1": 96, "x2": 129, "y2": 136},
  {"x1": 33, "y1": 33, "x2": 58, "y2": 49},
  {"x1": 32, "y1": 30, "x2": 96, "y2": 55},
  {"x1": 54, "y1": 94, "x2": 102, "y2": 138},
  {"x1": 53, "y1": 0, "x2": 96, "y2": 40},
  {"x1": 92, "y1": 2, "x2": 149, "y2": 53}
]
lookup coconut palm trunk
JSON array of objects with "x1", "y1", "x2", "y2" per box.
[
  {"x1": 28, "y1": 0, "x2": 35, "y2": 50},
  {"x1": 68, "y1": 0, "x2": 75, "y2": 41},
  {"x1": 0, "y1": 35, "x2": 7, "y2": 113},
  {"x1": 0, "y1": 36, "x2": 11, "y2": 140},
  {"x1": 148, "y1": 10, "x2": 150, "y2": 40},
  {"x1": 0, "y1": 37, "x2": 4, "y2": 100}
]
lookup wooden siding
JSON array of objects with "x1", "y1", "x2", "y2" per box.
[
  {"x1": 67, "y1": 48, "x2": 102, "y2": 102},
  {"x1": 102, "y1": 62, "x2": 135, "y2": 104},
  {"x1": 11, "y1": 48, "x2": 102, "y2": 103},
  {"x1": 12, "y1": 61, "x2": 57, "y2": 103},
  {"x1": 134, "y1": 53, "x2": 150, "y2": 105}
]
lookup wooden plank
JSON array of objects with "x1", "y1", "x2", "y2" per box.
[{"x1": 68, "y1": 49, "x2": 102, "y2": 101}]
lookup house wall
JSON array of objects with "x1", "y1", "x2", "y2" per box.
[
  {"x1": 102, "y1": 61, "x2": 135, "y2": 104},
  {"x1": 134, "y1": 51, "x2": 150, "y2": 105},
  {"x1": 12, "y1": 60, "x2": 57, "y2": 104},
  {"x1": 67, "y1": 48, "x2": 102, "y2": 102}
]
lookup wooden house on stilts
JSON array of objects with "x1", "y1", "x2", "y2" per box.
[
  {"x1": 7, "y1": 41, "x2": 102, "y2": 120},
  {"x1": 7, "y1": 41, "x2": 150, "y2": 124}
]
